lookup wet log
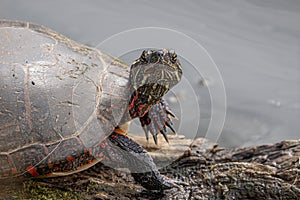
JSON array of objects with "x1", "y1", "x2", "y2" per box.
[{"x1": 1, "y1": 135, "x2": 299, "y2": 200}]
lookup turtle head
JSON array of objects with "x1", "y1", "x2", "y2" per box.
[{"x1": 128, "y1": 49, "x2": 182, "y2": 118}]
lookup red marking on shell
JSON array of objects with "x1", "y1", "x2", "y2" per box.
[
  {"x1": 7, "y1": 154, "x2": 17, "y2": 176},
  {"x1": 47, "y1": 162, "x2": 53, "y2": 169},
  {"x1": 66, "y1": 156, "x2": 75, "y2": 162},
  {"x1": 26, "y1": 165, "x2": 39, "y2": 177},
  {"x1": 44, "y1": 145, "x2": 49, "y2": 155},
  {"x1": 11, "y1": 168, "x2": 17, "y2": 175},
  {"x1": 104, "y1": 156, "x2": 109, "y2": 161},
  {"x1": 84, "y1": 148, "x2": 93, "y2": 156},
  {"x1": 101, "y1": 142, "x2": 106, "y2": 149},
  {"x1": 99, "y1": 152, "x2": 104, "y2": 158}
]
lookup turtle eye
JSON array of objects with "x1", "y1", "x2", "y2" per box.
[
  {"x1": 140, "y1": 50, "x2": 148, "y2": 62},
  {"x1": 171, "y1": 53, "x2": 177, "y2": 63}
]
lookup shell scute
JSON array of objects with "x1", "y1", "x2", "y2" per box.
[
  {"x1": 10, "y1": 144, "x2": 48, "y2": 176},
  {"x1": 0, "y1": 20, "x2": 129, "y2": 177}
]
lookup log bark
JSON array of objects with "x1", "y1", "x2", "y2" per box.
[{"x1": 1, "y1": 135, "x2": 299, "y2": 200}]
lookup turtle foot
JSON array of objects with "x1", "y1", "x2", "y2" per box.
[{"x1": 139, "y1": 99, "x2": 177, "y2": 144}]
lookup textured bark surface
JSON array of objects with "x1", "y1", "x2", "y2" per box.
[{"x1": 1, "y1": 135, "x2": 299, "y2": 200}]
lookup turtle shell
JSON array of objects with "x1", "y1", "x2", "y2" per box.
[{"x1": 0, "y1": 20, "x2": 130, "y2": 177}]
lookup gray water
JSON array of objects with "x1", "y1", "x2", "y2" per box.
[{"x1": 1, "y1": 0, "x2": 299, "y2": 147}]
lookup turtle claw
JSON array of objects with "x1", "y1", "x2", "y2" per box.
[
  {"x1": 160, "y1": 129, "x2": 169, "y2": 143},
  {"x1": 133, "y1": 171, "x2": 188, "y2": 191},
  {"x1": 162, "y1": 99, "x2": 178, "y2": 120},
  {"x1": 152, "y1": 133, "x2": 158, "y2": 145},
  {"x1": 166, "y1": 108, "x2": 177, "y2": 120},
  {"x1": 142, "y1": 126, "x2": 150, "y2": 141},
  {"x1": 139, "y1": 100, "x2": 177, "y2": 144},
  {"x1": 165, "y1": 121, "x2": 176, "y2": 134}
]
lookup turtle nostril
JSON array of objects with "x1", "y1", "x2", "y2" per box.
[
  {"x1": 150, "y1": 55, "x2": 159, "y2": 63},
  {"x1": 156, "y1": 51, "x2": 164, "y2": 59}
]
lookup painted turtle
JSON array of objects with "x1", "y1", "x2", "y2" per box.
[{"x1": 0, "y1": 20, "x2": 183, "y2": 190}]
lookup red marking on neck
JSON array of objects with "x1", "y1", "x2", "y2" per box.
[
  {"x1": 138, "y1": 104, "x2": 145, "y2": 111},
  {"x1": 129, "y1": 91, "x2": 138, "y2": 111}
]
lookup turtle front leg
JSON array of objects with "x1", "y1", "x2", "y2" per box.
[
  {"x1": 103, "y1": 131, "x2": 181, "y2": 190},
  {"x1": 139, "y1": 99, "x2": 177, "y2": 144}
]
